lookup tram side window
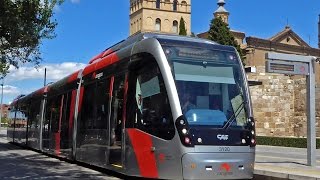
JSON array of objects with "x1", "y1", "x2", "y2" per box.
[
  {"x1": 29, "y1": 100, "x2": 41, "y2": 129},
  {"x1": 60, "y1": 91, "x2": 73, "y2": 149},
  {"x1": 8, "y1": 106, "x2": 16, "y2": 128},
  {"x1": 78, "y1": 77, "x2": 110, "y2": 144},
  {"x1": 46, "y1": 97, "x2": 62, "y2": 133},
  {"x1": 17, "y1": 104, "x2": 28, "y2": 128},
  {"x1": 127, "y1": 58, "x2": 174, "y2": 140}
]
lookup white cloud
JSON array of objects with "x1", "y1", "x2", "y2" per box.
[
  {"x1": 71, "y1": 0, "x2": 80, "y2": 3},
  {"x1": 3, "y1": 85, "x2": 20, "y2": 96},
  {"x1": 6, "y1": 62, "x2": 87, "y2": 83}
]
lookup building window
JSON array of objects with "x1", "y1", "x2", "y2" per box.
[
  {"x1": 173, "y1": 0, "x2": 178, "y2": 11},
  {"x1": 155, "y1": 18, "x2": 161, "y2": 31},
  {"x1": 140, "y1": 18, "x2": 142, "y2": 31},
  {"x1": 156, "y1": 0, "x2": 160, "y2": 9},
  {"x1": 172, "y1": 20, "x2": 178, "y2": 33}
]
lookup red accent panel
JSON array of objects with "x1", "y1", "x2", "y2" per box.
[
  {"x1": 54, "y1": 133, "x2": 60, "y2": 155},
  {"x1": 102, "y1": 49, "x2": 114, "y2": 57},
  {"x1": 68, "y1": 70, "x2": 80, "y2": 83},
  {"x1": 109, "y1": 76, "x2": 114, "y2": 98},
  {"x1": 56, "y1": 95, "x2": 64, "y2": 155},
  {"x1": 95, "y1": 53, "x2": 120, "y2": 72},
  {"x1": 68, "y1": 90, "x2": 77, "y2": 137},
  {"x1": 34, "y1": 87, "x2": 46, "y2": 95},
  {"x1": 127, "y1": 129, "x2": 158, "y2": 178},
  {"x1": 88, "y1": 51, "x2": 104, "y2": 64},
  {"x1": 78, "y1": 87, "x2": 84, "y2": 112},
  {"x1": 84, "y1": 52, "x2": 120, "y2": 77},
  {"x1": 96, "y1": 54, "x2": 113, "y2": 70},
  {"x1": 113, "y1": 52, "x2": 119, "y2": 62},
  {"x1": 82, "y1": 63, "x2": 96, "y2": 76}
]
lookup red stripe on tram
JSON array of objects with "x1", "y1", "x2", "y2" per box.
[
  {"x1": 55, "y1": 95, "x2": 64, "y2": 155},
  {"x1": 68, "y1": 90, "x2": 77, "y2": 137},
  {"x1": 127, "y1": 129, "x2": 158, "y2": 178},
  {"x1": 78, "y1": 87, "x2": 84, "y2": 112},
  {"x1": 109, "y1": 76, "x2": 114, "y2": 98}
]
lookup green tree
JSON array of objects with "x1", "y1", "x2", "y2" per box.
[
  {"x1": 1, "y1": 117, "x2": 9, "y2": 127},
  {"x1": 179, "y1": 17, "x2": 187, "y2": 36},
  {"x1": 0, "y1": 0, "x2": 64, "y2": 75},
  {"x1": 208, "y1": 17, "x2": 245, "y2": 65}
]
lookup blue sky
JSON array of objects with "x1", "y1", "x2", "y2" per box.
[{"x1": 3, "y1": 0, "x2": 320, "y2": 104}]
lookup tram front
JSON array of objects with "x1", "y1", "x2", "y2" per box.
[{"x1": 161, "y1": 39, "x2": 255, "y2": 180}]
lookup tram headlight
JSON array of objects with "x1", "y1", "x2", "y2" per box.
[
  {"x1": 175, "y1": 115, "x2": 194, "y2": 147},
  {"x1": 182, "y1": 128, "x2": 187, "y2": 134}
]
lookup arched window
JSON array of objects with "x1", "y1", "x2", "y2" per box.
[
  {"x1": 139, "y1": 18, "x2": 142, "y2": 31},
  {"x1": 155, "y1": 18, "x2": 161, "y2": 31},
  {"x1": 156, "y1": 0, "x2": 160, "y2": 9},
  {"x1": 173, "y1": 0, "x2": 178, "y2": 11},
  {"x1": 172, "y1": 20, "x2": 178, "y2": 33},
  {"x1": 136, "y1": 20, "x2": 139, "y2": 31},
  {"x1": 181, "y1": 1, "x2": 187, "y2": 11}
]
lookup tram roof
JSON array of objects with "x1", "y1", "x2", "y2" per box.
[
  {"x1": 10, "y1": 33, "x2": 236, "y2": 105},
  {"x1": 88, "y1": 33, "x2": 228, "y2": 64}
]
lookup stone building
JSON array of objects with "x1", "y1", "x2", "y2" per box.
[
  {"x1": 129, "y1": 0, "x2": 191, "y2": 35},
  {"x1": 199, "y1": 0, "x2": 320, "y2": 137},
  {"x1": 0, "y1": 104, "x2": 9, "y2": 119}
]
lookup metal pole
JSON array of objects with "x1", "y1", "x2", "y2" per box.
[
  {"x1": 44, "y1": 68, "x2": 47, "y2": 87},
  {"x1": 0, "y1": 78, "x2": 3, "y2": 128},
  {"x1": 307, "y1": 60, "x2": 316, "y2": 166}
]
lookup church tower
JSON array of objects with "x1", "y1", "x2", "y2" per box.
[
  {"x1": 129, "y1": 0, "x2": 191, "y2": 35},
  {"x1": 214, "y1": 0, "x2": 229, "y2": 24},
  {"x1": 318, "y1": 14, "x2": 320, "y2": 48}
]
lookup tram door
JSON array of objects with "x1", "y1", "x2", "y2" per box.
[{"x1": 108, "y1": 74, "x2": 126, "y2": 168}]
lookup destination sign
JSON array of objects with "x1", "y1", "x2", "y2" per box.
[{"x1": 266, "y1": 60, "x2": 309, "y2": 75}]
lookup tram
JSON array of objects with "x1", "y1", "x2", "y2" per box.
[{"x1": 8, "y1": 33, "x2": 255, "y2": 180}]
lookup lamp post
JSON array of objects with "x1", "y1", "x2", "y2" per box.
[{"x1": 0, "y1": 78, "x2": 3, "y2": 128}]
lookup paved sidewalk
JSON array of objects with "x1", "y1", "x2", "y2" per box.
[
  {"x1": 0, "y1": 129, "x2": 120, "y2": 180},
  {"x1": 255, "y1": 145, "x2": 320, "y2": 180},
  {"x1": 2, "y1": 127, "x2": 320, "y2": 180}
]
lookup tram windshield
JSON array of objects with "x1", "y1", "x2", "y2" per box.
[{"x1": 162, "y1": 43, "x2": 249, "y2": 129}]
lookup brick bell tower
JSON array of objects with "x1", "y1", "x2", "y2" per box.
[{"x1": 129, "y1": 0, "x2": 191, "y2": 36}]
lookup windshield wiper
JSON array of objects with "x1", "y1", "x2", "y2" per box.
[{"x1": 222, "y1": 100, "x2": 246, "y2": 129}]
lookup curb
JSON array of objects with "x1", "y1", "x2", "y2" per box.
[{"x1": 254, "y1": 169, "x2": 320, "y2": 180}]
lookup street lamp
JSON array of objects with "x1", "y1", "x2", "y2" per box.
[{"x1": 0, "y1": 77, "x2": 3, "y2": 128}]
